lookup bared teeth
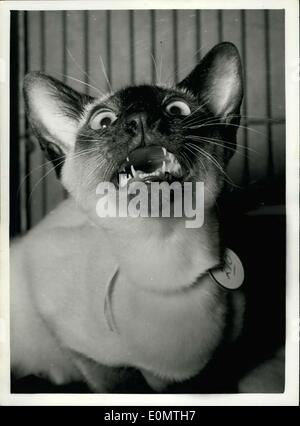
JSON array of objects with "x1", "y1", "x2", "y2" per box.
[
  {"x1": 119, "y1": 173, "x2": 130, "y2": 188},
  {"x1": 131, "y1": 165, "x2": 137, "y2": 177},
  {"x1": 117, "y1": 148, "x2": 184, "y2": 185}
]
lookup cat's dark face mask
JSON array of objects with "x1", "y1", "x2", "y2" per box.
[{"x1": 24, "y1": 42, "x2": 243, "y2": 209}]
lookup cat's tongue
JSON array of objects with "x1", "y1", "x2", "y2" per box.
[{"x1": 124, "y1": 146, "x2": 165, "y2": 174}]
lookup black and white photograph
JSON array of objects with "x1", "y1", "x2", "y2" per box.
[{"x1": 0, "y1": 0, "x2": 298, "y2": 405}]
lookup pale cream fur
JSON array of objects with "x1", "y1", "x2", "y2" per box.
[{"x1": 11, "y1": 196, "x2": 244, "y2": 391}]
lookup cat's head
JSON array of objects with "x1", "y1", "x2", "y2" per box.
[{"x1": 24, "y1": 42, "x2": 243, "y2": 218}]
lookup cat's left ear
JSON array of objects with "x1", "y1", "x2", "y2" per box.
[{"x1": 178, "y1": 42, "x2": 243, "y2": 117}]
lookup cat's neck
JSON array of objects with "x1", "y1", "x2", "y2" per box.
[
  {"x1": 93, "y1": 209, "x2": 221, "y2": 293},
  {"x1": 56, "y1": 196, "x2": 221, "y2": 292}
]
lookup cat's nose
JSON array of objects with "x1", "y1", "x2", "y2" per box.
[{"x1": 125, "y1": 113, "x2": 147, "y2": 138}]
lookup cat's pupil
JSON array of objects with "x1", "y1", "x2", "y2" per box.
[
  {"x1": 101, "y1": 117, "x2": 112, "y2": 128},
  {"x1": 169, "y1": 106, "x2": 181, "y2": 115}
]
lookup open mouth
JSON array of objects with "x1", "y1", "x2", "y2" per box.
[{"x1": 113, "y1": 146, "x2": 187, "y2": 188}]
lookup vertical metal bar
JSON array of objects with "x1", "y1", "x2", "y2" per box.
[
  {"x1": 241, "y1": 10, "x2": 250, "y2": 186},
  {"x1": 106, "y1": 10, "x2": 112, "y2": 91},
  {"x1": 18, "y1": 11, "x2": 26, "y2": 233},
  {"x1": 150, "y1": 10, "x2": 156, "y2": 84},
  {"x1": 40, "y1": 12, "x2": 46, "y2": 72},
  {"x1": 173, "y1": 10, "x2": 178, "y2": 84},
  {"x1": 196, "y1": 10, "x2": 201, "y2": 62},
  {"x1": 62, "y1": 11, "x2": 69, "y2": 200},
  {"x1": 10, "y1": 11, "x2": 21, "y2": 236},
  {"x1": 218, "y1": 10, "x2": 223, "y2": 42},
  {"x1": 23, "y1": 11, "x2": 31, "y2": 230},
  {"x1": 62, "y1": 11, "x2": 67, "y2": 83},
  {"x1": 264, "y1": 10, "x2": 274, "y2": 182},
  {"x1": 23, "y1": 12, "x2": 29, "y2": 85},
  {"x1": 129, "y1": 10, "x2": 135, "y2": 84},
  {"x1": 84, "y1": 10, "x2": 90, "y2": 93},
  {"x1": 40, "y1": 11, "x2": 47, "y2": 215}
]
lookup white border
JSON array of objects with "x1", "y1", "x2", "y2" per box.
[{"x1": 0, "y1": 0, "x2": 299, "y2": 406}]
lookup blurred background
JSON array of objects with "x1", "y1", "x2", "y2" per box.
[{"x1": 10, "y1": 9, "x2": 285, "y2": 236}]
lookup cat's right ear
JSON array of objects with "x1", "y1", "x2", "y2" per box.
[
  {"x1": 177, "y1": 42, "x2": 243, "y2": 118},
  {"x1": 24, "y1": 72, "x2": 93, "y2": 155}
]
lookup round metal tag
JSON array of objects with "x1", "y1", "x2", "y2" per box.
[{"x1": 209, "y1": 248, "x2": 244, "y2": 290}]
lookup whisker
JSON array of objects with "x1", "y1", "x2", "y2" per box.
[
  {"x1": 227, "y1": 113, "x2": 285, "y2": 123},
  {"x1": 185, "y1": 135, "x2": 256, "y2": 159},
  {"x1": 186, "y1": 135, "x2": 238, "y2": 155},
  {"x1": 184, "y1": 132, "x2": 258, "y2": 155},
  {"x1": 151, "y1": 54, "x2": 159, "y2": 85},
  {"x1": 184, "y1": 142, "x2": 240, "y2": 188},
  {"x1": 184, "y1": 146, "x2": 208, "y2": 180},
  {"x1": 85, "y1": 163, "x2": 102, "y2": 182},
  {"x1": 181, "y1": 101, "x2": 210, "y2": 123},
  {"x1": 179, "y1": 150, "x2": 194, "y2": 170},
  {"x1": 159, "y1": 41, "x2": 163, "y2": 86},
  {"x1": 199, "y1": 122, "x2": 267, "y2": 137},
  {"x1": 18, "y1": 147, "x2": 99, "y2": 192},
  {"x1": 79, "y1": 139, "x2": 106, "y2": 143},
  {"x1": 23, "y1": 148, "x2": 100, "y2": 200},
  {"x1": 181, "y1": 109, "x2": 235, "y2": 127},
  {"x1": 183, "y1": 114, "x2": 267, "y2": 137},
  {"x1": 99, "y1": 55, "x2": 113, "y2": 93},
  {"x1": 182, "y1": 113, "x2": 222, "y2": 127},
  {"x1": 182, "y1": 142, "x2": 221, "y2": 205},
  {"x1": 66, "y1": 48, "x2": 105, "y2": 95},
  {"x1": 53, "y1": 71, "x2": 104, "y2": 97},
  {"x1": 182, "y1": 111, "x2": 283, "y2": 128},
  {"x1": 28, "y1": 166, "x2": 59, "y2": 202}
]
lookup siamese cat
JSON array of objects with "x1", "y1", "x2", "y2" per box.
[{"x1": 11, "y1": 42, "x2": 269, "y2": 393}]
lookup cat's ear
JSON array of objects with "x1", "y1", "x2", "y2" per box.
[
  {"x1": 24, "y1": 72, "x2": 93, "y2": 154},
  {"x1": 178, "y1": 42, "x2": 243, "y2": 117}
]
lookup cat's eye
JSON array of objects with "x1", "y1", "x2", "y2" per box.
[
  {"x1": 90, "y1": 110, "x2": 117, "y2": 130},
  {"x1": 165, "y1": 100, "x2": 191, "y2": 117}
]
